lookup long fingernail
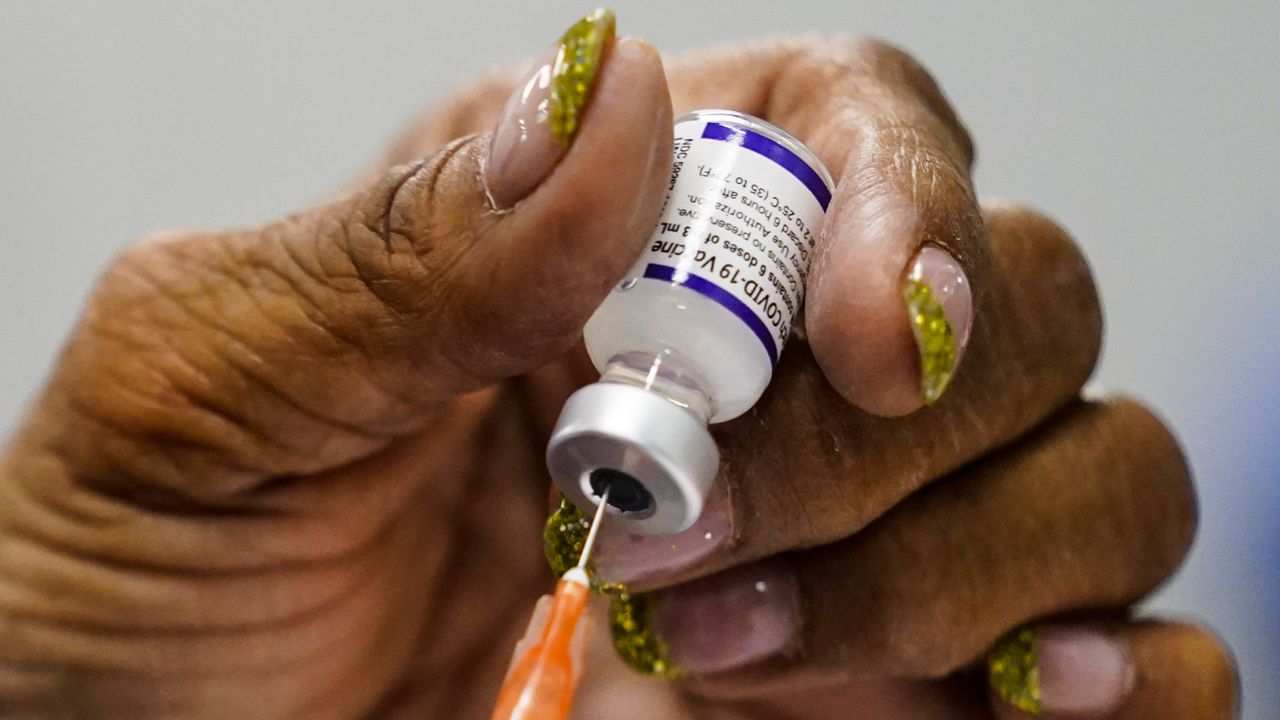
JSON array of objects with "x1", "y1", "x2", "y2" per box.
[
  {"x1": 613, "y1": 560, "x2": 800, "y2": 677},
  {"x1": 608, "y1": 588, "x2": 680, "y2": 678},
  {"x1": 902, "y1": 244, "x2": 973, "y2": 404},
  {"x1": 988, "y1": 627, "x2": 1133, "y2": 716},
  {"x1": 989, "y1": 629, "x2": 1042, "y2": 714},
  {"x1": 485, "y1": 8, "x2": 615, "y2": 207},
  {"x1": 593, "y1": 481, "x2": 734, "y2": 586},
  {"x1": 544, "y1": 495, "x2": 591, "y2": 578}
]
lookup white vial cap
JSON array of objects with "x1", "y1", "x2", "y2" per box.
[{"x1": 546, "y1": 383, "x2": 719, "y2": 535}]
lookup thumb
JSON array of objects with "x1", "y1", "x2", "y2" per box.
[{"x1": 28, "y1": 11, "x2": 671, "y2": 494}]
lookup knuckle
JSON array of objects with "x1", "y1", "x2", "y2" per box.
[
  {"x1": 873, "y1": 124, "x2": 975, "y2": 205},
  {"x1": 763, "y1": 36, "x2": 974, "y2": 187},
  {"x1": 340, "y1": 135, "x2": 486, "y2": 320},
  {"x1": 839, "y1": 36, "x2": 974, "y2": 168}
]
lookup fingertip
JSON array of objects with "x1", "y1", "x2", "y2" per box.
[
  {"x1": 500, "y1": 31, "x2": 673, "y2": 292},
  {"x1": 805, "y1": 197, "x2": 930, "y2": 417},
  {"x1": 987, "y1": 621, "x2": 1240, "y2": 720},
  {"x1": 1126, "y1": 621, "x2": 1240, "y2": 720},
  {"x1": 612, "y1": 34, "x2": 665, "y2": 75},
  {"x1": 446, "y1": 31, "x2": 673, "y2": 379},
  {"x1": 555, "y1": 34, "x2": 671, "y2": 208}
]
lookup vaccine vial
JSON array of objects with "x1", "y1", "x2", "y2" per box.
[{"x1": 546, "y1": 109, "x2": 834, "y2": 534}]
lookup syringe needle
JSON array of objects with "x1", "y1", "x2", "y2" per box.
[
  {"x1": 489, "y1": 491, "x2": 611, "y2": 720},
  {"x1": 576, "y1": 486, "x2": 610, "y2": 572}
]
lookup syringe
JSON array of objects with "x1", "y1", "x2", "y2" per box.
[{"x1": 489, "y1": 489, "x2": 610, "y2": 720}]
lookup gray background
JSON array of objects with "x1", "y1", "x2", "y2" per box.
[{"x1": 1, "y1": 0, "x2": 1276, "y2": 715}]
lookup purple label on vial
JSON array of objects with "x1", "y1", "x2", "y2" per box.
[
  {"x1": 701, "y1": 122, "x2": 832, "y2": 210},
  {"x1": 643, "y1": 263, "x2": 780, "y2": 366}
]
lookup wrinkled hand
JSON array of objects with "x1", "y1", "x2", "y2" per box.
[{"x1": 0, "y1": 13, "x2": 1237, "y2": 720}]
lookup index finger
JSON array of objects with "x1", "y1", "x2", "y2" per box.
[{"x1": 665, "y1": 38, "x2": 984, "y2": 415}]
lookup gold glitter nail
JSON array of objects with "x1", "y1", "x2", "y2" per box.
[
  {"x1": 543, "y1": 495, "x2": 592, "y2": 578},
  {"x1": 607, "y1": 587, "x2": 681, "y2": 679},
  {"x1": 903, "y1": 277, "x2": 958, "y2": 404},
  {"x1": 547, "y1": 8, "x2": 615, "y2": 146},
  {"x1": 543, "y1": 495, "x2": 681, "y2": 678},
  {"x1": 989, "y1": 628, "x2": 1042, "y2": 715}
]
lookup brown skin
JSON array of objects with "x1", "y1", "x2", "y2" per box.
[{"x1": 0, "y1": 37, "x2": 1236, "y2": 719}]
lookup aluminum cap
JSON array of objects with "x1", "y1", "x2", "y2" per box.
[{"x1": 546, "y1": 382, "x2": 719, "y2": 535}]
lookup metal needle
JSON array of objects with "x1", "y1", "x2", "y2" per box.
[{"x1": 577, "y1": 486, "x2": 610, "y2": 571}]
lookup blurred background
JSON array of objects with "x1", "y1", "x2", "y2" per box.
[{"x1": 1, "y1": 0, "x2": 1276, "y2": 715}]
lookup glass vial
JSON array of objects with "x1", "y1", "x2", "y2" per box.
[{"x1": 547, "y1": 109, "x2": 834, "y2": 534}]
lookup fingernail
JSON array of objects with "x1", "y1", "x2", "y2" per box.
[
  {"x1": 613, "y1": 559, "x2": 800, "y2": 677},
  {"x1": 543, "y1": 495, "x2": 591, "y2": 578},
  {"x1": 593, "y1": 481, "x2": 734, "y2": 585},
  {"x1": 608, "y1": 588, "x2": 680, "y2": 678},
  {"x1": 902, "y1": 244, "x2": 973, "y2": 404},
  {"x1": 988, "y1": 627, "x2": 1134, "y2": 716},
  {"x1": 486, "y1": 8, "x2": 616, "y2": 207}
]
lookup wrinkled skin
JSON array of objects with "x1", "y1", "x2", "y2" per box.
[{"x1": 0, "y1": 37, "x2": 1237, "y2": 719}]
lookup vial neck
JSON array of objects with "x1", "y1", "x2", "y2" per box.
[{"x1": 599, "y1": 351, "x2": 714, "y2": 423}]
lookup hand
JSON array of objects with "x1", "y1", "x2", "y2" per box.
[{"x1": 0, "y1": 10, "x2": 1236, "y2": 719}]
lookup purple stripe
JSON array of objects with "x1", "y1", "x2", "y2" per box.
[
  {"x1": 701, "y1": 122, "x2": 831, "y2": 210},
  {"x1": 642, "y1": 263, "x2": 779, "y2": 366}
]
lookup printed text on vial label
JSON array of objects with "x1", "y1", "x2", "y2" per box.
[{"x1": 642, "y1": 131, "x2": 825, "y2": 353}]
